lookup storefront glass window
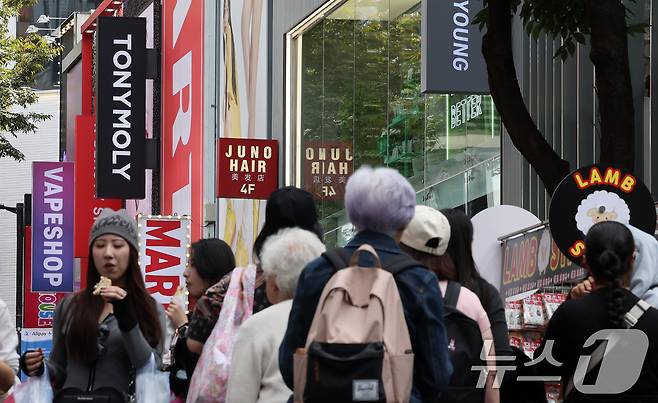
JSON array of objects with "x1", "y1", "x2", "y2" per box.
[{"x1": 290, "y1": 0, "x2": 501, "y2": 246}]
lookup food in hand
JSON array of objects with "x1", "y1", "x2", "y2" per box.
[{"x1": 93, "y1": 276, "x2": 112, "y2": 295}]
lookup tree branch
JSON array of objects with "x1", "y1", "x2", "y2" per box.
[
  {"x1": 585, "y1": 0, "x2": 634, "y2": 169},
  {"x1": 482, "y1": 0, "x2": 570, "y2": 194}
]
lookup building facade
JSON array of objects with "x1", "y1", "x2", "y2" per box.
[{"x1": 57, "y1": 0, "x2": 657, "y2": 264}]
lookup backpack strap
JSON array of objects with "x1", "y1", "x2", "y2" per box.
[
  {"x1": 322, "y1": 248, "x2": 421, "y2": 276},
  {"x1": 564, "y1": 299, "x2": 653, "y2": 398},
  {"x1": 443, "y1": 280, "x2": 461, "y2": 308},
  {"x1": 322, "y1": 248, "x2": 352, "y2": 273},
  {"x1": 383, "y1": 254, "x2": 423, "y2": 276}
]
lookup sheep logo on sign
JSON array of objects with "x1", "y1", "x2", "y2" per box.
[
  {"x1": 575, "y1": 191, "x2": 631, "y2": 235},
  {"x1": 548, "y1": 164, "x2": 656, "y2": 267}
]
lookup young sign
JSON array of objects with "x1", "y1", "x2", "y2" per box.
[
  {"x1": 138, "y1": 215, "x2": 191, "y2": 305},
  {"x1": 216, "y1": 138, "x2": 278, "y2": 199},
  {"x1": 421, "y1": 0, "x2": 488, "y2": 94},
  {"x1": 549, "y1": 165, "x2": 656, "y2": 266},
  {"x1": 95, "y1": 17, "x2": 146, "y2": 199},
  {"x1": 32, "y1": 162, "x2": 75, "y2": 293}
]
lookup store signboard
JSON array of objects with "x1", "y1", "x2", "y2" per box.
[
  {"x1": 32, "y1": 162, "x2": 75, "y2": 293},
  {"x1": 23, "y1": 226, "x2": 66, "y2": 328},
  {"x1": 73, "y1": 115, "x2": 122, "y2": 258},
  {"x1": 95, "y1": 17, "x2": 146, "y2": 199},
  {"x1": 302, "y1": 141, "x2": 354, "y2": 200},
  {"x1": 421, "y1": 0, "x2": 489, "y2": 94},
  {"x1": 500, "y1": 227, "x2": 585, "y2": 299},
  {"x1": 549, "y1": 164, "x2": 656, "y2": 266},
  {"x1": 216, "y1": 138, "x2": 278, "y2": 199},
  {"x1": 138, "y1": 215, "x2": 191, "y2": 306},
  {"x1": 162, "y1": 0, "x2": 204, "y2": 240}
]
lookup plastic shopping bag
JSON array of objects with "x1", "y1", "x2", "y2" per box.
[
  {"x1": 135, "y1": 354, "x2": 170, "y2": 403},
  {"x1": 11, "y1": 365, "x2": 53, "y2": 403},
  {"x1": 186, "y1": 265, "x2": 256, "y2": 403}
]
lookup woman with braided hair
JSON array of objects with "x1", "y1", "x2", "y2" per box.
[{"x1": 535, "y1": 221, "x2": 658, "y2": 402}]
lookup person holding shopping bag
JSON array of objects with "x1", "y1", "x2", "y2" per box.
[{"x1": 20, "y1": 209, "x2": 166, "y2": 403}]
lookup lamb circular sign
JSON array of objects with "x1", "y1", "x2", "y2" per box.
[{"x1": 548, "y1": 164, "x2": 656, "y2": 267}]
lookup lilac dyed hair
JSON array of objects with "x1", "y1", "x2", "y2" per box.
[{"x1": 345, "y1": 166, "x2": 416, "y2": 235}]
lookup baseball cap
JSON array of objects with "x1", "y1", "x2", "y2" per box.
[{"x1": 401, "y1": 205, "x2": 451, "y2": 256}]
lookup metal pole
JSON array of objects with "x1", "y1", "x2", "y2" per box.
[{"x1": 15, "y1": 203, "x2": 24, "y2": 331}]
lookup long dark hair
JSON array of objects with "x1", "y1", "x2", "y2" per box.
[
  {"x1": 190, "y1": 238, "x2": 236, "y2": 286},
  {"x1": 440, "y1": 208, "x2": 491, "y2": 310},
  {"x1": 65, "y1": 246, "x2": 162, "y2": 365},
  {"x1": 400, "y1": 244, "x2": 456, "y2": 280},
  {"x1": 584, "y1": 221, "x2": 635, "y2": 328}
]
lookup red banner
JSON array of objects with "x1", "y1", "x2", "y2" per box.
[
  {"x1": 74, "y1": 115, "x2": 121, "y2": 259},
  {"x1": 302, "y1": 141, "x2": 354, "y2": 200},
  {"x1": 23, "y1": 226, "x2": 67, "y2": 328},
  {"x1": 162, "y1": 0, "x2": 204, "y2": 241},
  {"x1": 216, "y1": 138, "x2": 278, "y2": 199}
]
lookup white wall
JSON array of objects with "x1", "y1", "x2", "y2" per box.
[{"x1": 0, "y1": 90, "x2": 60, "y2": 320}]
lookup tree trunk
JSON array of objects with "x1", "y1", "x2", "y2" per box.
[
  {"x1": 585, "y1": 0, "x2": 635, "y2": 170},
  {"x1": 482, "y1": 0, "x2": 570, "y2": 195}
]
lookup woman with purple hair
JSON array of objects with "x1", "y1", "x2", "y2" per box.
[{"x1": 279, "y1": 166, "x2": 453, "y2": 403}]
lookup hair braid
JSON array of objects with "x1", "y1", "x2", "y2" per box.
[{"x1": 598, "y1": 250, "x2": 627, "y2": 328}]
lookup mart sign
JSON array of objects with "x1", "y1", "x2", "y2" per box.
[{"x1": 138, "y1": 215, "x2": 190, "y2": 305}]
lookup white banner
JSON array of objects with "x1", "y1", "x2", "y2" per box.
[{"x1": 138, "y1": 215, "x2": 191, "y2": 305}]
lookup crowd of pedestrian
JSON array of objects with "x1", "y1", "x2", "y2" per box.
[{"x1": 5, "y1": 165, "x2": 658, "y2": 402}]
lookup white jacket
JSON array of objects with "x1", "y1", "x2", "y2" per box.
[
  {"x1": 0, "y1": 298, "x2": 19, "y2": 401},
  {"x1": 227, "y1": 300, "x2": 293, "y2": 403}
]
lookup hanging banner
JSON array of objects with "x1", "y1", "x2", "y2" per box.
[
  {"x1": 95, "y1": 16, "x2": 146, "y2": 199},
  {"x1": 127, "y1": 4, "x2": 156, "y2": 216},
  {"x1": 549, "y1": 164, "x2": 656, "y2": 266},
  {"x1": 421, "y1": 0, "x2": 489, "y2": 94},
  {"x1": 162, "y1": 0, "x2": 204, "y2": 240},
  {"x1": 19, "y1": 328, "x2": 53, "y2": 381},
  {"x1": 500, "y1": 226, "x2": 586, "y2": 299},
  {"x1": 302, "y1": 141, "x2": 354, "y2": 200},
  {"x1": 73, "y1": 115, "x2": 122, "y2": 258},
  {"x1": 216, "y1": 138, "x2": 278, "y2": 199},
  {"x1": 23, "y1": 226, "x2": 66, "y2": 328},
  {"x1": 32, "y1": 162, "x2": 75, "y2": 293},
  {"x1": 138, "y1": 215, "x2": 191, "y2": 305}
]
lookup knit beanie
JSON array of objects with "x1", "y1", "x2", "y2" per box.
[{"x1": 89, "y1": 208, "x2": 139, "y2": 250}]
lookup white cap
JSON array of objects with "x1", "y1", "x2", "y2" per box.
[{"x1": 401, "y1": 205, "x2": 451, "y2": 256}]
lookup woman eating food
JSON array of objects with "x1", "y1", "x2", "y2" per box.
[{"x1": 20, "y1": 209, "x2": 166, "y2": 403}]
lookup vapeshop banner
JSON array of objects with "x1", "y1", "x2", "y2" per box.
[
  {"x1": 549, "y1": 164, "x2": 656, "y2": 267},
  {"x1": 500, "y1": 226, "x2": 585, "y2": 299},
  {"x1": 138, "y1": 215, "x2": 191, "y2": 306},
  {"x1": 32, "y1": 162, "x2": 74, "y2": 293}
]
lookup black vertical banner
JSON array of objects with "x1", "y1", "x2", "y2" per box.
[
  {"x1": 421, "y1": 0, "x2": 489, "y2": 94},
  {"x1": 96, "y1": 16, "x2": 146, "y2": 199}
]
